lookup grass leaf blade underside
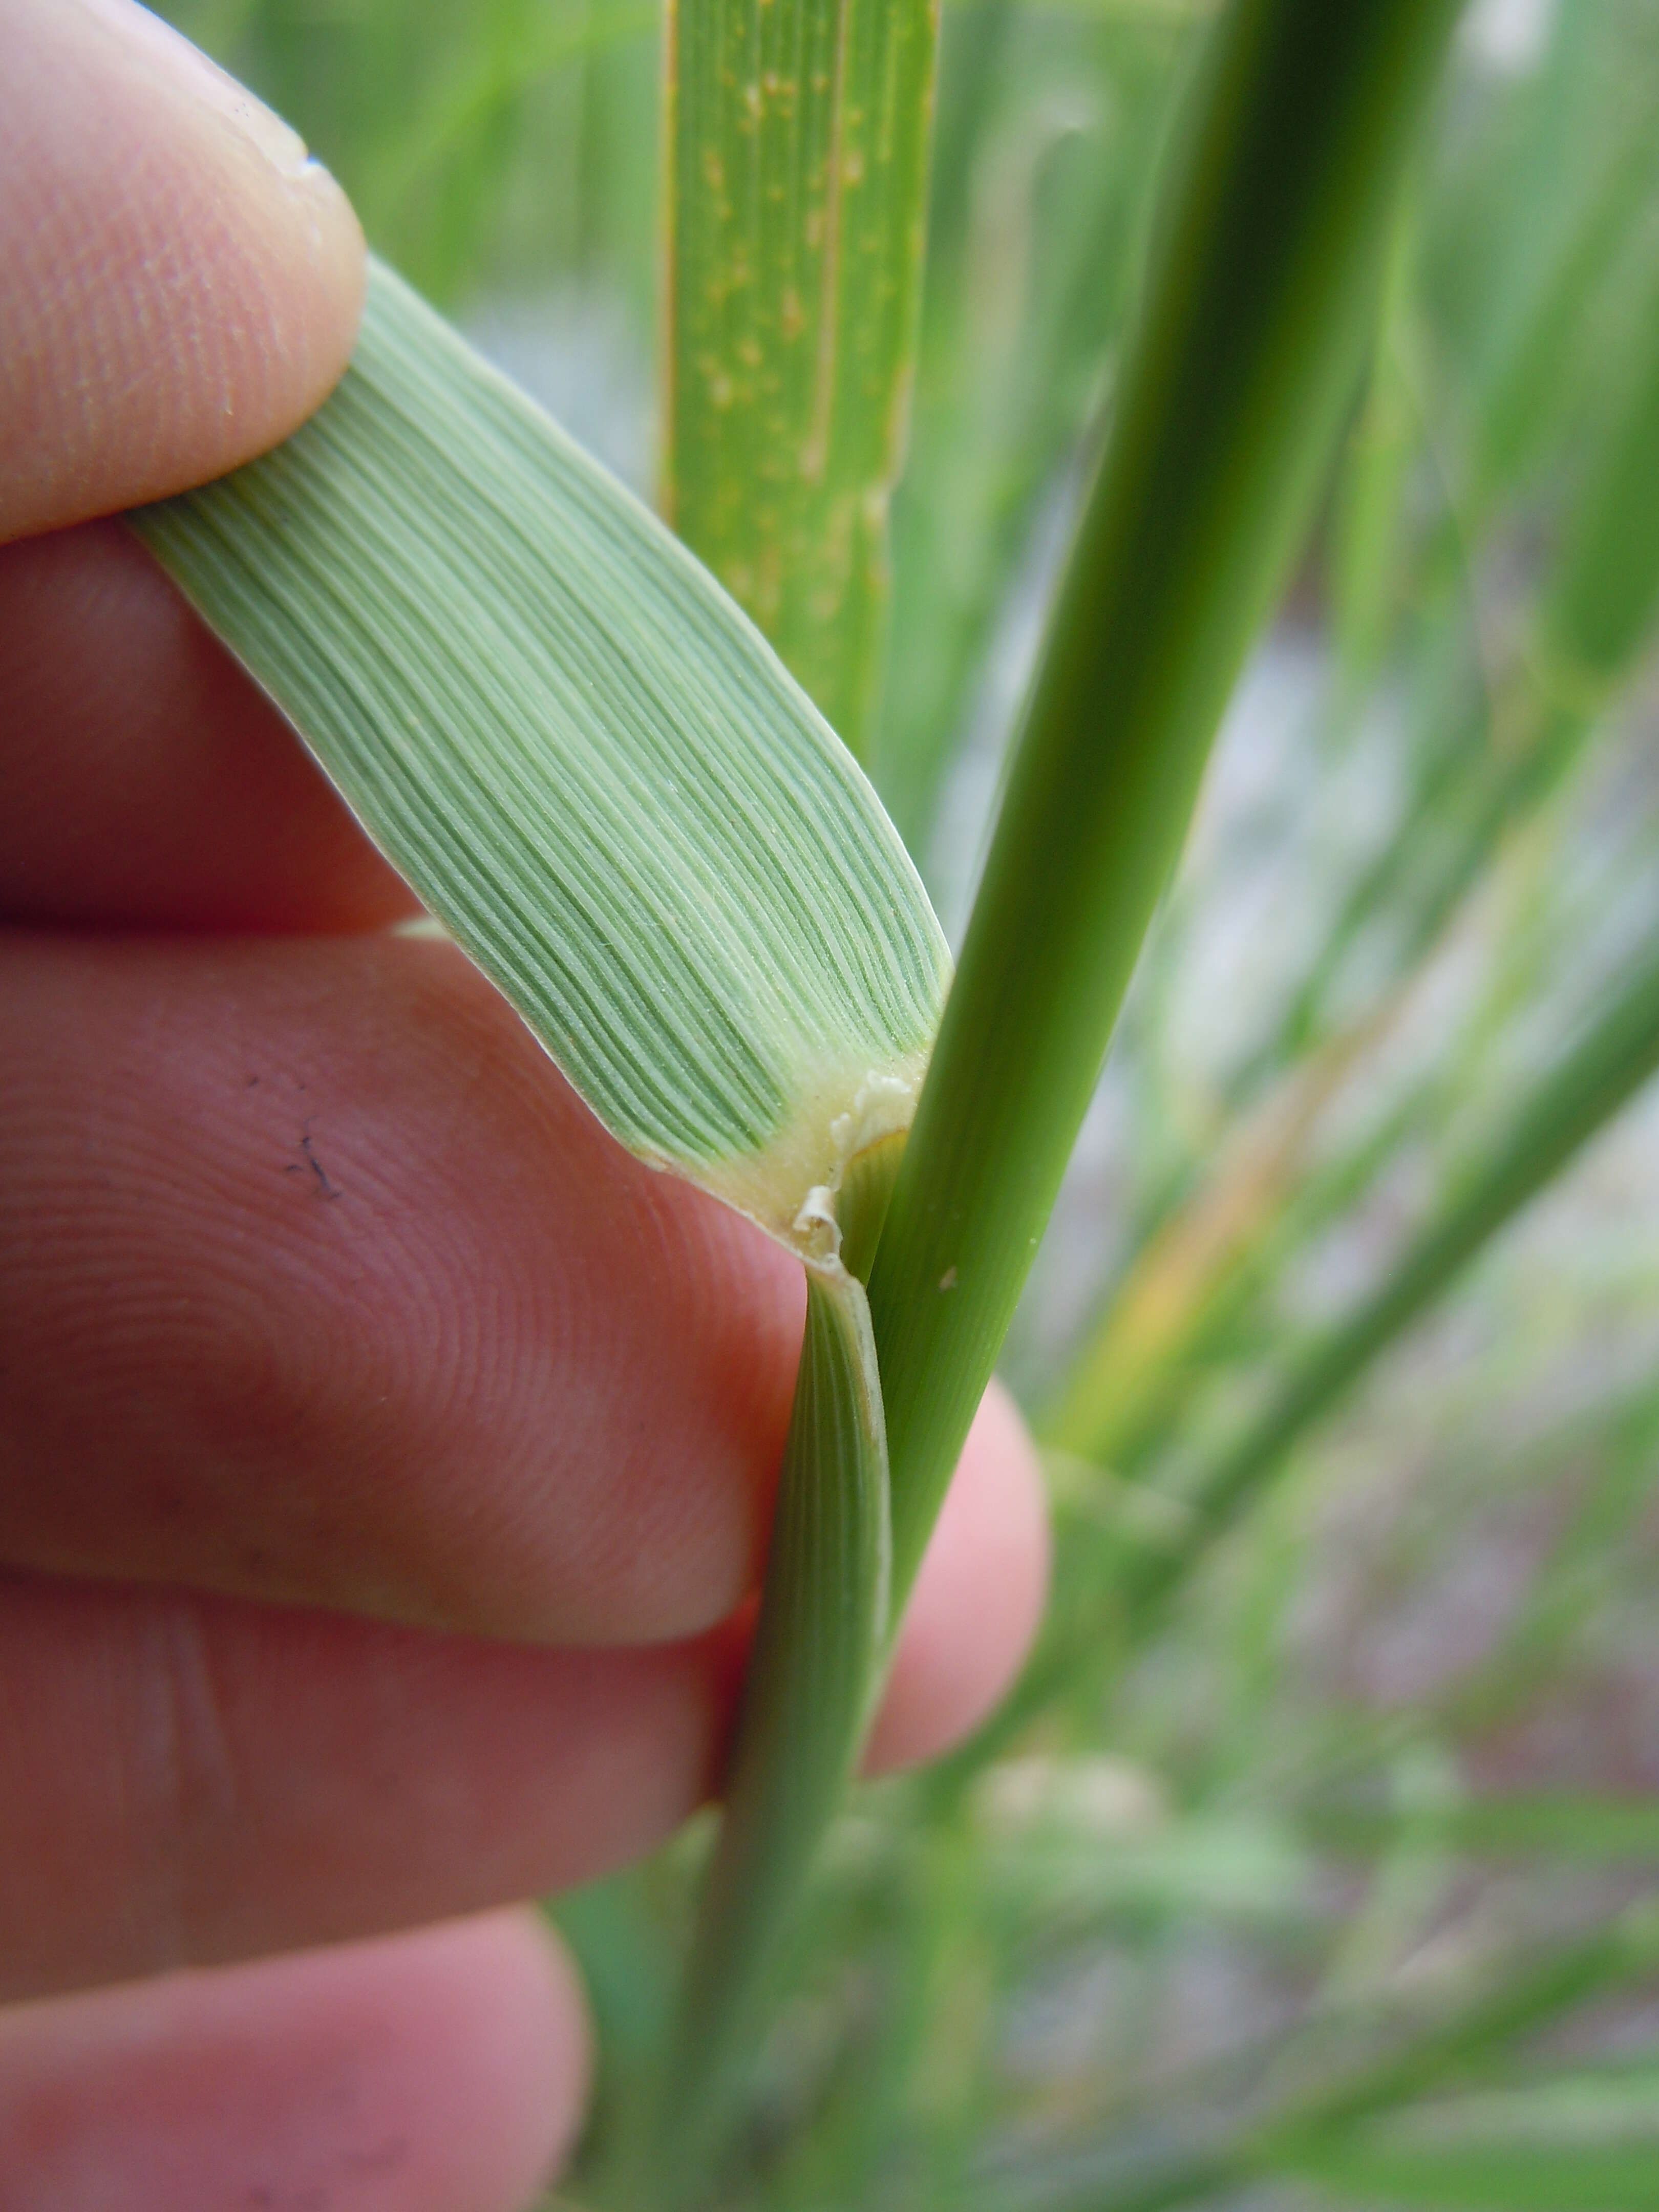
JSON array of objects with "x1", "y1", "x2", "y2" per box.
[{"x1": 134, "y1": 257, "x2": 950, "y2": 1249}]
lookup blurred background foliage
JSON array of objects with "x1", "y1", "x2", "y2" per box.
[{"x1": 156, "y1": 1, "x2": 1659, "y2": 2204}]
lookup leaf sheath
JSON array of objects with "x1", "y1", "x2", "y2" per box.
[{"x1": 649, "y1": 1257, "x2": 890, "y2": 2203}]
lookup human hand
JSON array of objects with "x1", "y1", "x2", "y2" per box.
[{"x1": 0, "y1": 3, "x2": 1049, "y2": 2205}]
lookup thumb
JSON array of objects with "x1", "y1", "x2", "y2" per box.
[{"x1": 0, "y1": 0, "x2": 365, "y2": 543}]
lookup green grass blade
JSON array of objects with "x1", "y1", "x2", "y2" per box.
[
  {"x1": 1295, "y1": 2078, "x2": 1659, "y2": 2212},
  {"x1": 357, "y1": 1, "x2": 661, "y2": 260},
  {"x1": 648, "y1": 1256, "x2": 890, "y2": 2204},
  {"x1": 875, "y1": 6, "x2": 1197, "y2": 850},
  {"x1": 1118, "y1": 933, "x2": 1659, "y2": 1636},
  {"x1": 157, "y1": 0, "x2": 658, "y2": 306},
  {"x1": 994, "y1": 1905, "x2": 1659, "y2": 2212},
  {"x1": 1465, "y1": 14, "x2": 1659, "y2": 508},
  {"x1": 1024, "y1": 0, "x2": 1216, "y2": 17},
  {"x1": 1244, "y1": 199, "x2": 1659, "y2": 1101},
  {"x1": 868, "y1": 0, "x2": 1465, "y2": 1613},
  {"x1": 1046, "y1": 1019, "x2": 1380, "y2": 1465},
  {"x1": 1053, "y1": 250, "x2": 1659, "y2": 1484},
  {"x1": 1303, "y1": 2137, "x2": 1659, "y2": 2212},
  {"x1": 663, "y1": 0, "x2": 941, "y2": 755},
  {"x1": 1330, "y1": 199, "x2": 1422, "y2": 695},
  {"x1": 133, "y1": 257, "x2": 949, "y2": 1250},
  {"x1": 1539, "y1": 260, "x2": 1659, "y2": 705},
  {"x1": 1268, "y1": 1905, "x2": 1659, "y2": 2149},
  {"x1": 1308, "y1": 1795, "x2": 1659, "y2": 1865}
]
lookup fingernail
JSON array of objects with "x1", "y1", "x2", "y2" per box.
[{"x1": 82, "y1": 0, "x2": 326, "y2": 182}]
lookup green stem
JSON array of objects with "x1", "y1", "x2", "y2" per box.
[{"x1": 870, "y1": 0, "x2": 1465, "y2": 1616}]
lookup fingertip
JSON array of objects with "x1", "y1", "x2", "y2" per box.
[
  {"x1": 0, "y1": 1909, "x2": 592, "y2": 2210},
  {"x1": 433, "y1": 1907, "x2": 594, "y2": 2193},
  {"x1": 338, "y1": 1908, "x2": 594, "y2": 2202},
  {"x1": 1, "y1": 0, "x2": 367, "y2": 541},
  {"x1": 864, "y1": 1380, "x2": 1050, "y2": 1774}
]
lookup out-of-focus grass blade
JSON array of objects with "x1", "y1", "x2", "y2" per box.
[
  {"x1": 1221, "y1": 51, "x2": 1659, "y2": 1105},
  {"x1": 1263, "y1": 1912, "x2": 1659, "y2": 2196},
  {"x1": 356, "y1": 0, "x2": 661, "y2": 267},
  {"x1": 976, "y1": 925, "x2": 1659, "y2": 1771},
  {"x1": 1033, "y1": 0, "x2": 1217, "y2": 17},
  {"x1": 1464, "y1": 6, "x2": 1659, "y2": 507},
  {"x1": 1294, "y1": 2080, "x2": 1659, "y2": 2211},
  {"x1": 1061, "y1": 249, "x2": 1659, "y2": 1478},
  {"x1": 987, "y1": 1905, "x2": 1659, "y2": 2212},
  {"x1": 1538, "y1": 261, "x2": 1659, "y2": 707},
  {"x1": 1116, "y1": 933, "x2": 1659, "y2": 1637},
  {"x1": 1308, "y1": 1795, "x2": 1659, "y2": 1864},
  {"x1": 664, "y1": 0, "x2": 940, "y2": 755},
  {"x1": 134, "y1": 258, "x2": 949, "y2": 1253},
  {"x1": 157, "y1": 0, "x2": 660, "y2": 306},
  {"x1": 875, "y1": 5, "x2": 1194, "y2": 850},
  {"x1": 1330, "y1": 202, "x2": 1421, "y2": 695},
  {"x1": 869, "y1": 0, "x2": 1465, "y2": 1613},
  {"x1": 1046, "y1": 1020, "x2": 1378, "y2": 1464}
]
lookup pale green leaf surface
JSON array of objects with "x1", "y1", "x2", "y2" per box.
[{"x1": 133, "y1": 258, "x2": 949, "y2": 1251}]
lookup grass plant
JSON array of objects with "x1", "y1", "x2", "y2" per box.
[{"x1": 141, "y1": 1, "x2": 1659, "y2": 2203}]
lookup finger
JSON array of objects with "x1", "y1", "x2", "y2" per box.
[
  {"x1": 0, "y1": 1572, "x2": 731, "y2": 1999},
  {"x1": 0, "y1": 1911, "x2": 587, "y2": 2212},
  {"x1": 0, "y1": 521, "x2": 417, "y2": 930},
  {"x1": 0, "y1": 929, "x2": 805, "y2": 1645},
  {"x1": 1, "y1": 929, "x2": 1046, "y2": 1655},
  {"x1": 0, "y1": 1401, "x2": 1038, "y2": 1998},
  {"x1": 1, "y1": 0, "x2": 365, "y2": 542},
  {"x1": 865, "y1": 1381, "x2": 1050, "y2": 1774},
  {"x1": 0, "y1": 0, "x2": 409, "y2": 933}
]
